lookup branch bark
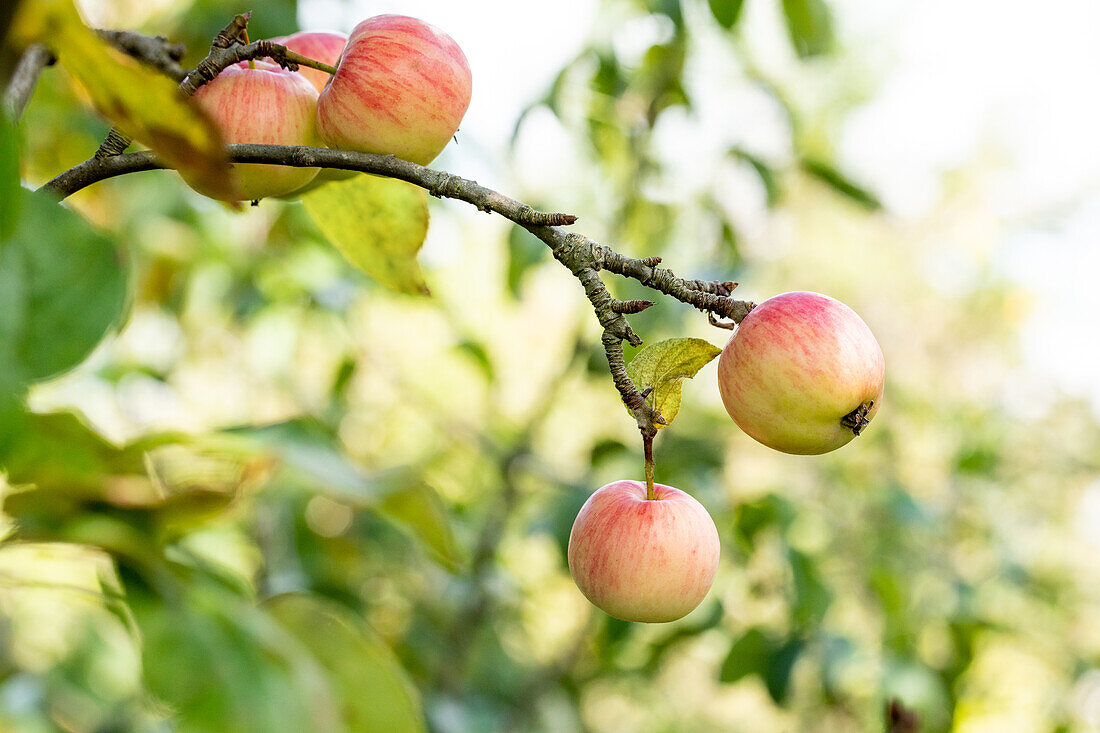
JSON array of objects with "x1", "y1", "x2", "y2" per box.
[
  {"x1": 94, "y1": 29, "x2": 187, "y2": 81},
  {"x1": 38, "y1": 142, "x2": 753, "y2": 431},
  {"x1": 3, "y1": 44, "x2": 55, "y2": 121}
]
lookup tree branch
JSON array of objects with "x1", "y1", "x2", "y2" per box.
[
  {"x1": 44, "y1": 9, "x2": 736, "y2": 433},
  {"x1": 94, "y1": 29, "x2": 187, "y2": 81},
  {"x1": 3, "y1": 44, "x2": 55, "y2": 121},
  {"x1": 38, "y1": 142, "x2": 752, "y2": 431}
]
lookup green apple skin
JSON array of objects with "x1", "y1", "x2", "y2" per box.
[
  {"x1": 718, "y1": 291, "x2": 885, "y2": 455},
  {"x1": 568, "y1": 480, "x2": 720, "y2": 623},
  {"x1": 316, "y1": 15, "x2": 471, "y2": 165},
  {"x1": 192, "y1": 63, "x2": 320, "y2": 200}
]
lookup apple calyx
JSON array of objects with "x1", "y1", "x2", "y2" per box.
[{"x1": 841, "y1": 400, "x2": 875, "y2": 436}]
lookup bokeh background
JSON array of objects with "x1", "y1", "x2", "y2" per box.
[{"x1": 3, "y1": 0, "x2": 1100, "y2": 731}]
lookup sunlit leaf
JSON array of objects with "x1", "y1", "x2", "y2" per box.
[
  {"x1": 0, "y1": 189, "x2": 128, "y2": 385},
  {"x1": 14, "y1": 0, "x2": 237, "y2": 200},
  {"x1": 303, "y1": 175, "x2": 430, "y2": 295},
  {"x1": 379, "y1": 484, "x2": 464, "y2": 570},
  {"x1": 781, "y1": 0, "x2": 834, "y2": 58},
  {"x1": 266, "y1": 593, "x2": 428, "y2": 733},
  {"x1": 708, "y1": 0, "x2": 745, "y2": 29},
  {"x1": 800, "y1": 155, "x2": 881, "y2": 210},
  {"x1": 0, "y1": 115, "x2": 20, "y2": 239},
  {"x1": 626, "y1": 337, "x2": 721, "y2": 427}
]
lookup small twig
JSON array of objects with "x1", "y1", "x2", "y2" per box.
[
  {"x1": 642, "y1": 426, "x2": 657, "y2": 500},
  {"x1": 39, "y1": 140, "x2": 745, "y2": 433},
  {"x1": 611, "y1": 299, "x2": 655, "y2": 314},
  {"x1": 94, "y1": 29, "x2": 187, "y2": 81},
  {"x1": 885, "y1": 699, "x2": 920, "y2": 733},
  {"x1": 3, "y1": 44, "x2": 56, "y2": 121},
  {"x1": 708, "y1": 312, "x2": 738, "y2": 330}
]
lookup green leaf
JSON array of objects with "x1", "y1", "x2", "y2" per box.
[
  {"x1": 379, "y1": 484, "x2": 464, "y2": 570},
  {"x1": 719, "y1": 627, "x2": 806, "y2": 704},
  {"x1": 708, "y1": 0, "x2": 746, "y2": 29},
  {"x1": 13, "y1": 0, "x2": 237, "y2": 201},
  {"x1": 0, "y1": 189, "x2": 128, "y2": 385},
  {"x1": 303, "y1": 175, "x2": 430, "y2": 296},
  {"x1": 266, "y1": 594, "x2": 428, "y2": 733},
  {"x1": 800, "y1": 156, "x2": 882, "y2": 210},
  {"x1": 763, "y1": 636, "x2": 806, "y2": 702},
  {"x1": 788, "y1": 546, "x2": 833, "y2": 628},
  {"x1": 734, "y1": 493, "x2": 796, "y2": 550},
  {"x1": 719, "y1": 627, "x2": 771, "y2": 683},
  {"x1": 625, "y1": 337, "x2": 721, "y2": 427},
  {"x1": 730, "y1": 147, "x2": 780, "y2": 207},
  {"x1": 1, "y1": 115, "x2": 20, "y2": 240},
  {"x1": 456, "y1": 339, "x2": 493, "y2": 380},
  {"x1": 781, "y1": 0, "x2": 834, "y2": 58}
]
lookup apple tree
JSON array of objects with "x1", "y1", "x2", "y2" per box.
[{"x1": 1, "y1": 1, "x2": 1095, "y2": 732}]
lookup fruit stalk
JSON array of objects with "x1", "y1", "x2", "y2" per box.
[{"x1": 643, "y1": 429, "x2": 656, "y2": 501}]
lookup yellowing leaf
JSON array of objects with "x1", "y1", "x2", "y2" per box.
[
  {"x1": 302, "y1": 175, "x2": 430, "y2": 295},
  {"x1": 13, "y1": 0, "x2": 237, "y2": 201},
  {"x1": 626, "y1": 337, "x2": 721, "y2": 427}
]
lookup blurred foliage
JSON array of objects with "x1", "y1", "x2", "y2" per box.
[{"x1": 2, "y1": 1, "x2": 1100, "y2": 732}]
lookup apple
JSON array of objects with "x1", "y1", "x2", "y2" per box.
[
  {"x1": 316, "y1": 15, "x2": 472, "y2": 165},
  {"x1": 568, "y1": 480, "x2": 721, "y2": 623},
  {"x1": 192, "y1": 62, "x2": 320, "y2": 200},
  {"x1": 717, "y1": 291, "x2": 885, "y2": 455}
]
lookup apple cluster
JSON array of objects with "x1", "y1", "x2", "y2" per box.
[
  {"x1": 191, "y1": 15, "x2": 472, "y2": 201},
  {"x1": 188, "y1": 19, "x2": 886, "y2": 628},
  {"x1": 568, "y1": 292, "x2": 884, "y2": 623}
]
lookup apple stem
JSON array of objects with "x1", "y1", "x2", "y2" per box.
[
  {"x1": 643, "y1": 428, "x2": 656, "y2": 501},
  {"x1": 241, "y1": 30, "x2": 255, "y2": 70},
  {"x1": 282, "y1": 49, "x2": 338, "y2": 76}
]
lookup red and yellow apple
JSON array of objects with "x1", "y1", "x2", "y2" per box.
[
  {"x1": 568, "y1": 480, "x2": 721, "y2": 623},
  {"x1": 192, "y1": 62, "x2": 319, "y2": 200},
  {"x1": 316, "y1": 15, "x2": 472, "y2": 165},
  {"x1": 717, "y1": 291, "x2": 885, "y2": 455}
]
